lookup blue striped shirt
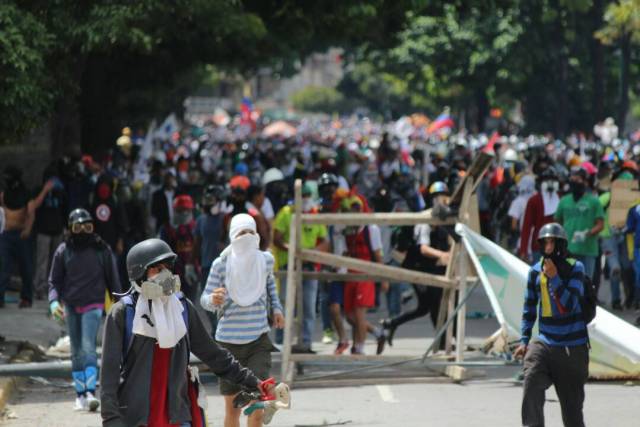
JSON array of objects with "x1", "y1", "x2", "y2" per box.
[
  {"x1": 521, "y1": 259, "x2": 588, "y2": 347},
  {"x1": 200, "y1": 250, "x2": 283, "y2": 345}
]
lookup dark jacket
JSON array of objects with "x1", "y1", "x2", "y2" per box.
[
  {"x1": 151, "y1": 188, "x2": 172, "y2": 232},
  {"x1": 48, "y1": 239, "x2": 122, "y2": 307},
  {"x1": 100, "y1": 296, "x2": 261, "y2": 427}
]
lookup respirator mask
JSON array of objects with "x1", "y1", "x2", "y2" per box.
[{"x1": 134, "y1": 269, "x2": 181, "y2": 300}]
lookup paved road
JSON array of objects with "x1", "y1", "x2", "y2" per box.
[{"x1": 3, "y1": 376, "x2": 639, "y2": 427}]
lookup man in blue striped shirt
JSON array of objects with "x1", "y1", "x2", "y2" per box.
[
  {"x1": 514, "y1": 222, "x2": 589, "y2": 427},
  {"x1": 201, "y1": 213, "x2": 284, "y2": 427}
]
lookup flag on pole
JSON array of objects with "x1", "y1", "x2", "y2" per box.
[
  {"x1": 427, "y1": 112, "x2": 455, "y2": 134},
  {"x1": 240, "y1": 97, "x2": 256, "y2": 130},
  {"x1": 154, "y1": 113, "x2": 179, "y2": 141}
]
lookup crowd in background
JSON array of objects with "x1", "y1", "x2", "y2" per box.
[{"x1": 2, "y1": 113, "x2": 640, "y2": 353}]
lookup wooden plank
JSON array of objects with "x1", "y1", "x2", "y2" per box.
[
  {"x1": 610, "y1": 179, "x2": 640, "y2": 227},
  {"x1": 300, "y1": 210, "x2": 456, "y2": 226},
  {"x1": 290, "y1": 354, "x2": 418, "y2": 363},
  {"x1": 294, "y1": 180, "x2": 304, "y2": 349},
  {"x1": 292, "y1": 376, "x2": 451, "y2": 389},
  {"x1": 274, "y1": 270, "x2": 478, "y2": 283},
  {"x1": 445, "y1": 365, "x2": 468, "y2": 382},
  {"x1": 455, "y1": 178, "x2": 473, "y2": 362},
  {"x1": 281, "y1": 180, "x2": 301, "y2": 383},
  {"x1": 450, "y1": 151, "x2": 494, "y2": 205},
  {"x1": 299, "y1": 249, "x2": 455, "y2": 289}
]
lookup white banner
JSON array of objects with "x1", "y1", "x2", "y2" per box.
[{"x1": 457, "y1": 224, "x2": 640, "y2": 379}]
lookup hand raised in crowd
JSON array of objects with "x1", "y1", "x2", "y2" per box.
[
  {"x1": 211, "y1": 287, "x2": 226, "y2": 306},
  {"x1": 542, "y1": 258, "x2": 557, "y2": 278},
  {"x1": 273, "y1": 312, "x2": 285, "y2": 329}
]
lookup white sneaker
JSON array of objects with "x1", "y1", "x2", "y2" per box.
[
  {"x1": 86, "y1": 392, "x2": 100, "y2": 412},
  {"x1": 74, "y1": 396, "x2": 88, "y2": 411}
]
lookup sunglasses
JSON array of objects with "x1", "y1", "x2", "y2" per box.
[{"x1": 71, "y1": 223, "x2": 94, "y2": 234}]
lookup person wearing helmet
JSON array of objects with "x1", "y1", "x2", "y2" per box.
[
  {"x1": 201, "y1": 214, "x2": 284, "y2": 427},
  {"x1": 519, "y1": 167, "x2": 561, "y2": 262},
  {"x1": 514, "y1": 223, "x2": 590, "y2": 427},
  {"x1": 159, "y1": 194, "x2": 200, "y2": 302},
  {"x1": 318, "y1": 173, "x2": 340, "y2": 212},
  {"x1": 101, "y1": 238, "x2": 272, "y2": 427},
  {"x1": 48, "y1": 209, "x2": 122, "y2": 412},
  {"x1": 554, "y1": 167, "x2": 604, "y2": 280},
  {"x1": 381, "y1": 182, "x2": 452, "y2": 351}
]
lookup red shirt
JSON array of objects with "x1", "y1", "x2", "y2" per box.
[
  {"x1": 148, "y1": 345, "x2": 178, "y2": 427},
  {"x1": 519, "y1": 193, "x2": 555, "y2": 256}
]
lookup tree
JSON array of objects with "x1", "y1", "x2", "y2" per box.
[
  {"x1": 2, "y1": 0, "x2": 414, "y2": 156},
  {"x1": 596, "y1": 0, "x2": 640, "y2": 133}
]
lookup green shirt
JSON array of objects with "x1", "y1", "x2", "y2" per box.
[
  {"x1": 273, "y1": 205, "x2": 328, "y2": 267},
  {"x1": 598, "y1": 192, "x2": 611, "y2": 238},
  {"x1": 555, "y1": 193, "x2": 605, "y2": 256}
]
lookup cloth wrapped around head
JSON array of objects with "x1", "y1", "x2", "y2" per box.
[{"x1": 225, "y1": 213, "x2": 266, "y2": 306}]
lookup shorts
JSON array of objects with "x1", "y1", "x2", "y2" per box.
[
  {"x1": 216, "y1": 333, "x2": 276, "y2": 395},
  {"x1": 328, "y1": 282, "x2": 344, "y2": 305},
  {"x1": 343, "y1": 281, "x2": 375, "y2": 313}
]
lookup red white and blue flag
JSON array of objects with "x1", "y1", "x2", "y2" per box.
[
  {"x1": 427, "y1": 112, "x2": 455, "y2": 134},
  {"x1": 240, "y1": 97, "x2": 255, "y2": 129}
]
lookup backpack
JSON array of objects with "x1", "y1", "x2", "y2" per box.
[{"x1": 121, "y1": 293, "x2": 207, "y2": 426}]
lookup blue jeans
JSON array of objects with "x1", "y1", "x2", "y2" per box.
[
  {"x1": 601, "y1": 236, "x2": 622, "y2": 303},
  {"x1": 319, "y1": 281, "x2": 332, "y2": 331},
  {"x1": 66, "y1": 307, "x2": 102, "y2": 371},
  {"x1": 386, "y1": 260, "x2": 409, "y2": 317},
  {"x1": 574, "y1": 255, "x2": 596, "y2": 281},
  {"x1": 275, "y1": 273, "x2": 318, "y2": 348},
  {"x1": 0, "y1": 230, "x2": 34, "y2": 302}
]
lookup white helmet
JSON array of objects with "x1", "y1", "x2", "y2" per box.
[
  {"x1": 503, "y1": 148, "x2": 518, "y2": 162},
  {"x1": 262, "y1": 168, "x2": 285, "y2": 186}
]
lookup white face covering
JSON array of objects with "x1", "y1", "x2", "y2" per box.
[
  {"x1": 224, "y1": 214, "x2": 266, "y2": 306},
  {"x1": 540, "y1": 180, "x2": 560, "y2": 216},
  {"x1": 132, "y1": 270, "x2": 187, "y2": 348},
  {"x1": 302, "y1": 197, "x2": 316, "y2": 213}
]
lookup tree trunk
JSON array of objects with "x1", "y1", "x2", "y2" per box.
[
  {"x1": 474, "y1": 88, "x2": 489, "y2": 132},
  {"x1": 590, "y1": 0, "x2": 605, "y2": 124},
  {"x1": 50, "y1": 97, "x2": 82, "y2": 159},
  {"x1": 618, "y1": 35, "x2": 631, "y2": 134}
]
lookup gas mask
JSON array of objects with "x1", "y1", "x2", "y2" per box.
[
  {"x1": 540, "y1": 181, "x2": 559, "y2": 194},
  {"x1": 134, "y1": 269, "x2": 181, "y2": 300}
]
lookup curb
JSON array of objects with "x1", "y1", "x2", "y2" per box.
[{"x1": 0, "y1": 342, "x2": 42, "y2": 415}]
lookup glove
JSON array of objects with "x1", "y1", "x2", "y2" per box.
[
  {"x1": 572, "y1": 230, "x2": 588, "y2": 244},
  {"x1": 50, "y1": 301, "x2": 65, "y2": 322}
]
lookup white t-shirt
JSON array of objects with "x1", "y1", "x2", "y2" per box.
[
  {"x1": 366, "y1": 224, "x2": 383, "y2": 252},
  {"x1": 261, "y1": 197, "x2": 275, "y2": 221},
  {"x1": 414, "y1": 223, "x2": 432, "y2": 246},
  {"x1": 507, "y1": 194, "x2": 532, "y2": 229}
]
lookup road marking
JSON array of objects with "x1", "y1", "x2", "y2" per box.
[{"x1": 376, "y1": 385, "x2": 399, "y2": 403}]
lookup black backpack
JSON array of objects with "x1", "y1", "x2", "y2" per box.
[{"x1": 565, "y1": 258, "x2": 597, "y2": 325}]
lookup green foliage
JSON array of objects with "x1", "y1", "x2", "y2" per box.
[
  {"x1": 290, "y1": 86, "x2": 349, "y2": 114},
  {"x1": 596, "y1": 0, "x2": 640, "y2": 44},
  {"x1": 0, "y1": 4, "x2": 53, "y2": 143}
]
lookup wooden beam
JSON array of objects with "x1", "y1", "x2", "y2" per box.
[
  {"x1": 449, "y1": 151, "x2": 494, "y2": 205},
  {"x1": 290, "y1": 354, "x2": 418, "y2": 363},
  {"x1": 299, "y1": 249, "x2": 455, "y2": 289},
  {"x1": 300, "y1": 210, "x2": 456, "y2": 226}
]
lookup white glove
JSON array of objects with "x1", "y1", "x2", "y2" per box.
[{"x1": 572, "y1": 230, "x2": 589, "y2": 244}]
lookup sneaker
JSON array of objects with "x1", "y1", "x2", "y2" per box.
[
  {"x1": 322, "y1": 328, "x2": 335, "y2": 344},
  {"x1": 86, "y1": 392, "x2": 100, "y2": 412},
  {"x1": 334, "y1": 342, "x2": 349, "y2": 355},
  {"x1": 376, "y1": 333, "x2": 386, "y2": 355},
  {"x1": 350, "y1": 347, "x2": 365, "y2": 355},
  {"x1": 74, "y1": 396, "x2": 88, "y2": 411}
]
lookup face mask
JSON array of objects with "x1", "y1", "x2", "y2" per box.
[
  {"x1": 174, "y1": 211, "x2": 193, "y2": 226},
  {"x1": 569, "y1": 181, "x2": 585, "y2": 200},
  {"x1": 136, "y1": 269, "x2": 181, "y2": 300},
  {"x1": 231, "y1": 232, "x2": 259, "y2": 254},
  {"x1": 302, "y1": 198, "x2": 315, "y2": 213},
  {"x1": 541, "y1": 181, "x2": 559, "y2": 193},
  {"x1": 71, "y1": 233, "x2": 92, "y2": 247}
]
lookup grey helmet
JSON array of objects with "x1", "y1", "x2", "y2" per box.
[
  {"x1": 68, "y1": 208, "x2": 93, "y2": 227},
  {"x1": 537, "y1": 222, "x2": 567, "y2": 242},
  {"x1": 126, "y1": 238, "x2": 177, "y2": 282}
]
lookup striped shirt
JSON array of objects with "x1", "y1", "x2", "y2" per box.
[
  {"x1": 521, "y1": 258, "x2": 588, "y2": 347},
  {"x1": 200, "y1": 250, "x2": 283, "y2": 345}
]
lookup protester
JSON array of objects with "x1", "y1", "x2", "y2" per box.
[
  {"x1": 0, "y1": 166, "x2": 54, "y2": 308},
  {"x1": 272, "y1": 183, "x2": 329, "y2": 352},
  {"x1": 90, "y1": 174, "x2": 128, "y2": 255},
  {"x1": 200, "y1": 213, "x2": 284, "y2": 427},
  {"x1": 101, "y1": 238, "x2": 273, "y2": 426},
  {"x1": 48, "y1": 209, "x2": 121, "y2": 412},
  {"x1": 554, "y1": 168, "x2": 604, "y2": 279},
  {"x1": 151, "y1": 172, "x2": 178, "y2": 233},
  {"x1": 515, "y1": 223, "x2": 589, "y2": 427},
  {"x1": 381, "y1": 182, "x2": 452, "y2": 350}
]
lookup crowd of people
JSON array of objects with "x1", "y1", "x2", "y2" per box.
[{"x1": 3, "y1": 113, "x2": 640, "y2": 425}]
